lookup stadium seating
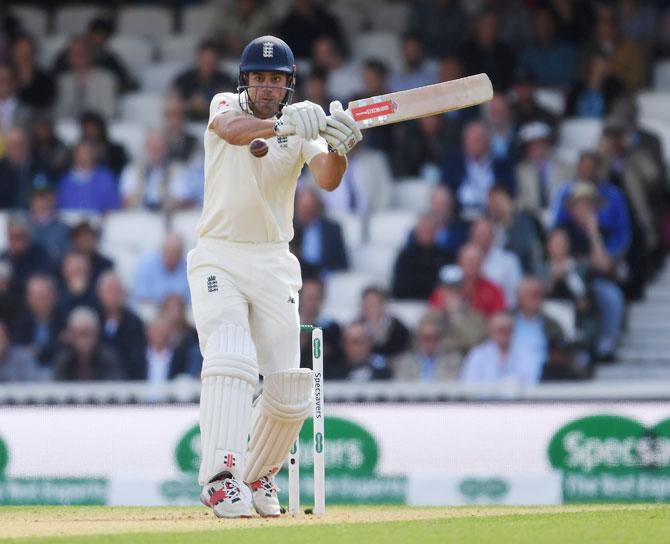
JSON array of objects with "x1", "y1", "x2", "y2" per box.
[
  {"x1": 369, "y1": 211, "x2": 418, "y2": 250},
  {"x1": 638, "y1": 117, "x2": 670, "y2": 164},
  {"x1": 171, "y1": 209, "x2": 201, "y2": 251},
  {"x1": 54, "y1": 5, "x2": 106, "y2": 35},
  {"x1": 636, "y1": 91, "x2": 670, "y2": 123},
  {"x1": 653, "y1": 60, "x2": 670, "y2": 90},
  {"x1": 9, "y1": 6, "x2": 48, "y2": 37},
  {"x1": 118, "y1": 6, "x2": 173, "y2": 40},
  {"x1": 54, "y1": 119, "x2": 80, "y2": 146},
  {"x1": 159, "y1": 35, "x2": 199, "y2": 64},
  {"x1": 325, "y1": 211, "x2": 364, "y2": 251},
  {"x1": 387, "y1": 300, "x2": 428, "y2": 330},
  {"x1": 323, "y1": 271, "x2": 377, "y2": 324},
  {"x1": 39, "y1": 35, "x2": 69, "y2": 68},
  {"x1": 108, "y1": 122, "x2": 148, "y2": 162},
  {"x1": 181, "y1": 4, "x2": 217, "y2": 37},
  {"x1": 350, "y1": 245, "x2": 397, "y2": 286},
  {"x1": 108, "y1": 36, "x2": 155, "y2": 79},
  {"x1": 119, "y1": 93, "x2": 166, "y2": 127},
  {"x1": 542, "y1": 299, "x2": 576, "y2": 340},
  {"x1": 0, "y1": 212, "x2": 9, "y2": 253},
  {"x1": 352, "y1": 32, "x2": 404, "y2": 73},
  {"x1": 534, "y1": 88, "x2": 566, "y2": 116},
  {"x1": 391, "y1": 178, "x2": 432, "y2": 213},
  {"x1": 140, "y1": 62, "x2": 187, "y2": 93},
  {"x1": 101, "y1": 210, "x2": 165, "y2": 254},
  {"x1": 558, "y1": 118, "x2": 602, "y2": 152},
  {"x1": 370, "y1": 2, "x2": 411, "y2": 33}
]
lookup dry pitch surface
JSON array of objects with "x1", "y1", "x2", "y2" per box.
[{"x1": 1, "y1": 504, "x2": 669, "y2": 544}]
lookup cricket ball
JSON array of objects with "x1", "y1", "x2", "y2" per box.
[{"x1": 249, "y1": 138, "x2": 269, "y2": 158}]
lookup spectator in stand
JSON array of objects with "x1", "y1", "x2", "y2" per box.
[
  {"x1": 54, "y1": 18, "x2": 137, "y2": 93},
  {"x1": 301, "y1": 66, "x2": 332, "y2": 112},
  {"x1": 57, "y1": 141, "x2": 120, "y2": 213},
  {"x1": 407, "y1": 0, "x2": 468, "y2": 57},
  {"x1": 58, "y1": 252, "x2": 98, "y2": 314},
  {"x1": 431, "y1": 264, "x2": 488, "y2": 358},
  {"x1": 509, "y1": 67, "x2": 559, "y2": 129},
  {"x1": 459, "y1": 9, "x2": 517, "y2": 92},
  {"x1": 1, "y1": 214, "x2": 55, "y2": 298},
  {"x1": 359, "y1": 286, "x2": 410, "y2": 359},
  {"x1": 298, "y1": 276, "x2": 342, "y2": 374},
  {"x1": 483, "y1": 94, "x2": 519, "y2": 165},
  {"x1": 52, "y1": 306, "x2": 124, "y2": 381},
  {"x1": 173, "y1": 40, "x2": 234, "y2": 122},
  {"x1": 0, "y1": 260, "x2": 20, "y2": 325},
  {"x1": 311, "y1": 36, "x2": 359, "y2": 103},
  {"x1": 160, "y1": 293, "x2": 201, "y2": 378},
  {"x1": 518, "y1": 7, "x2": 578, "y2": 89},
  {"x1": 555, "y1": 182, "x2": 626, "y2": 362},
  {"x1": 10, "y1": 33, "x2": 56, "y2": 112},
  {"x1": 441, "y1": 120, "x2": 514, "y2": 217},
  {"x1": 392, "y1": 213, "x2": 449, "y2": 300},
  {"x1": 565, "y1": 48, "x2": 626, "y2": 119},
  {"x1": 335, "y1": 320, "x2": 391, "y2": 382},
  {"x1": 292, "y1": 187, "x2": 348, "y2": 275},
  {"x1": 30, "y1": 116, "x2": 69, "y2": 180},
  {"x1": 515, "y1": 121, "x2": 572, "y2": 224},
  {"x1": 27, "y1": 175, "x2": 70, "y2": 264},
  {"x1": 164, "y1": 97, "x2": 197, "y2": 163},
  {"x1": 277, "y1": 0, "x2": 346, "y2": 59},
  {"x1": 0, "y1": 63, "x2": 31, "y2": 138},
  {"x1": 143, "y1": 316, "x2": 191, "y2": 383},
  {"x1": 80, "y1": 111, "x2": 128, "y2": 177},
  {"x1": 0, "y1": 127, "x2": 43, "y2": 209},
  {"x1": 69, "y1": 219, "x2": 113, "y2": 285},
  {"x1": 55, "y1": 36, "x2": 117, "y2": 120},
  {"x1": 210, "y1": 0, "x2": 273, "y2": 56},
  {"x1": 619, "y1": 0, "x2": 657, "y2": 47},
  {"x1": 133, "y1": 232, "x2": 190, "y2": 305},
  {"x1": 487, "y1": 184, "x2": 543, "y2": 275},
  {"x1": 392, "y1": 314, "x2": 462, "y2": 381},
  {"x1": 459, "y1": 312, "x2": 539, "y2": 387},
  {"x1": 389, "y1": 33, "x2": 437, "y2": 93},
  {"x1": 96, "y1": 270, "x2": 147, "y2": 381},
  {"x1": 0, "y1": 320, "x2": 46, "y2": 382},
  {"x1": 120, "y1": 131, "x2": 193, "y2": 212},
  {"x1": 428, "y1": 185, "x2": 468, "y2": 261},
  {"x1": 469, "y1": 218, "x2": 523, "y2": 309},
  {"x1": 13, "y1": 274, "x2": 65, "y2": 367}
]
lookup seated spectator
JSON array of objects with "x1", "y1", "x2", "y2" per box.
[
  {"x1": 144, "y1": 316, "x2": 191, "y2": 383},
  {"x1": 57, "y1": 141, "x2": 120, "y2": 213},
  {"x1": 407, "y1": 0, "x2": 468, "y2": 57},
  {"x1": 58, "y1": 252, "x2": 98, "y2": 314},
  {"x1": 509, "y1": 67, "x2": 559, "y2": 129},
  {"x1": 431, "y1": 264, "x2": 488, "y2": 357},
  {"x1": 0, "y1": 260, "x2": 20, "y2": 325},
  {"x1": 96, "y1": 270, "x2": 147, "y2": 381},
  {"x1": 360, "y1": 286, "x2": 410, "y2": 359},
  {"x1": 160, "y1": 293, "x2": 201, "y2": 378},
  {"x1": 555, "y1": 182, "x2": 626, "y2": 361},
  {"x1": 392, "y1": 213, "x2": 448, "y2": 300},
  {"x1": 565, "y1": 49, "x2": 625, "y2": 119},
  {"x1": 350, "y1": 59, "x2": 394, "y2": 153},
  {"x1": 483, "y1": 94, "x2": 519, "y2": 164},
  {"x1": 459, "y1": 9, "x2": 517, "y2": 92},
  {"x1": 120, "y1": 131, "x2": 193, "y2": 212},
  {"x1": 52, "y1": 306, "x2": 124, "y2": 381},
  {"x1": 55, "y1": 36, "x2": 117, "y2": 120},
  {"x1": 389, "y1": 33, "x2": 437, "y2": 93},
  {"x1": 0, "y1": 127, "x2": 43, "y2": 209},
  {"x1": 80, "y1": 111, "x2": 128, "y2": 177},
  {"x1": 333, "y1": 321, "x2": 391, "y2": 382},
  {"x1": 292, "y1": 187, "x2": 348, "y2": 275},
  {"x1": 30, "y1": 116, "x2": 69, "y2": 180},
  {"x1": 0, "y1": 63, "x2": 32, "y2": 138},
  {"x1": 441, "y1": 121, "x2": 514, "y2": 216},
  {"x1": 10, "y1": 33, "x2": 56, "y2": 112},
  {"x1": 164, "y1": 97, "x2": 198, "y2": 163},
  {"x1": 487, "y1": 184, "x2": 543, "y2": 275},
  {"x1": 311, "y1": 36, "x2": 360, "y2": 103},
  {"x1": 277, "y1": 0, "x2": 346, "y2": 59},
  {"x1": 459, "y1": 312, "x2": 539, "y2": 387},
  {"x1": 427, "y1": 185, "x2": 468, "y2": 260},
  {"x1": 0, "y1": 320, "x2": 46, "y2": 382},
  {"x1": 13, "y1": 274, "x2": 65, "y2": 367},
  {"x1": 27, "y1": 176, "x2": 70, "y2": 264},
  {"x1": 173, "y1": 40, "x2": 234, "y2": 121},
  {"x1": 133, "y1": 233, "x2": 190, "y2": 304},
  {"x1": 515, "y1": 122, "x2": 572, "y2": 223},
  {"x1": 430, "y1": 243, "x2": 505, "y2": 317},
  {"x1": 519, "y1": 7, "x2": 578, "y2": 89},
  {"x1": 298, "y1": 275, "x2": 342, "y2": 372},
  {"x1": 69, "y1": 219, "x2": 113, "y2": 285},
  {"x1": 393, "y1": 314, "x2": 462, "y2": 381},
  {"x1": 210, "y1": 0, "x2": 273, "y2": 56},
  {"x1": 302, "y1": 66, "x2": 332, "y2": 112},
  {"x1": 1, "y1": 214, "x2": 55, "y2": 298}
]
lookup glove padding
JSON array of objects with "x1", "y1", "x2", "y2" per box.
[
  {"x1": 279, "y1": 100, "x2": 327, "y2": 140},
  {"x1": 320, "y1": 101, "x2": 363, "y2": 156}
]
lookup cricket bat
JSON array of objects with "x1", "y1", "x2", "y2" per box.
[{"x1": 347, "y1": 73, "x2": 493, "y2": 129}]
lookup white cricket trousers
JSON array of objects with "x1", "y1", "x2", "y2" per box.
[{"x1": 187, "y1": 237, "x2": 302, "y2": 376}]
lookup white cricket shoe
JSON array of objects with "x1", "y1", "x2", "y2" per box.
[
  {"x1": 200, "y1": 475, "x2": 252, "y2": 518},
  {"x1": 249, "y1": 475, "x2": 281, "y2": 517}
]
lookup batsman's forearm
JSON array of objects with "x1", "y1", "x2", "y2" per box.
[
  {"x1": 212, "y1": 114, "x2": 276, "y2": 145},
  {"x1": 309, "y1": 152, "x2": 347, "y2": 192}
]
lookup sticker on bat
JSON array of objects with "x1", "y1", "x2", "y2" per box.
[{"x1": 350, "y1": 100, "x2": 398, "y2": 122}]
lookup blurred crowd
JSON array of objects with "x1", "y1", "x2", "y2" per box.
[{"x1": 0, "y1": 0, "x2": 669, "y2": 387}]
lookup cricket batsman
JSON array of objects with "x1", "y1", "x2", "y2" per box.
[{"x1": 187, "y1": 35, "x2": 361, "y2": 518}]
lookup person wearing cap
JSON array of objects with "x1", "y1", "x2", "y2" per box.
[
  {"x1": 70, "y1": 219, "x2": 113, "y2": 286},
  {"x1": 509, "y1": 67, "x2": 558, "y2": 129},
  {"x1": 27, "y1": 174, "x2": 70, "y2": 264},
  {"x1": 515, "y1": 121, "x2": 572, "y2": 223}
]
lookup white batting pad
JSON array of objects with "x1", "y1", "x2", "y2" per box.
[
  {"x1": 199, "y1": 323, "x2": 259, "y2": 485},
  {"x1": 244, "y1": 368, "x2": 313, "y2": 483}
]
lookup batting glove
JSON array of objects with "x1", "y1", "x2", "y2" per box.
[
  {"x1": 279, "y1": 100, "x2": 327, "y2": 140},
  {"x1": 321, "y1": 101, "x2": 363, "y2": 156}
]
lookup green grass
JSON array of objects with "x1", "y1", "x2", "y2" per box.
[{"x1": 1, "y1": 505, "x2": 669, "y2": 544}]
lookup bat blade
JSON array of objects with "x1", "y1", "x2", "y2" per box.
[{"x1": 347, "y1": 73, "x2": 493, "y2": 129}]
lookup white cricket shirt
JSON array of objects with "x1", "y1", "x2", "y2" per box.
[{"x1": 197, "y1": 92, "x2": 327, "y2": 243}]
